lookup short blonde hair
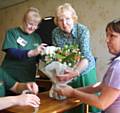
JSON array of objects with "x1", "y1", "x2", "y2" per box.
[
  {"x1": 54, "y1": 3, "x2": 78, "y2": 25},
  {"x1": 23, "y1": 7, "x2": 41, "y2": 24}
]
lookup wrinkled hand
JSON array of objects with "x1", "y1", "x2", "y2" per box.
[
  {"x1": 36, "y1": 43, "x2": 47, "y2": 55},
  {"x1": 56, "y1": 69, "x2": 77, "y2": 82},
  {"x1": 27, "y1": 82, "x2": 39, "y2": 94},
  {"x1": 28, "y1": 43, "x2": 47, "y2": 57},
  {"x1": 55, "y1": 84, "x2": 74, "y2": 97},
  {"x1": 16, "y1": 94, "x2": 40, "y2": 107}
]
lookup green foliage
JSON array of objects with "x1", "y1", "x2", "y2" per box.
[{"x1": 42, "y1": 44, "x2": 84, "y2": 67}]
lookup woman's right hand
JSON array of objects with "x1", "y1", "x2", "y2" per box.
[
  {"x1": 28, "y1": 43, "x2": 47, "y2": 57},
  {"x1": 15, "y1": 94, "x2": 40, "y2": 107},
  {"x1": 35, "y1": 43, "x2": 47, "y2": 55}
]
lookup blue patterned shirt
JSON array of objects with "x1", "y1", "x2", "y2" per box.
[{"x1": 52, "y1": 23, "x2": 95, "y2": 75}]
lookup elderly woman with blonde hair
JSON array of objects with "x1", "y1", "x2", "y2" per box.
[
  {"x1": 52, "y1": 3, "x2": 100, "y2": 113},
  {"x1": 1, "y1": 7, "x2": 47, "y2": 95}
]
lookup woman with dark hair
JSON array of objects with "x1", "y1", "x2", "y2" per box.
[{"x1": 56, "y1": 19, "x2": 120, "y2": 113}]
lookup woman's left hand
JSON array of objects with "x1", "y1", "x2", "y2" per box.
[
  {"x1": 56, "y1": 69, "x2": 78, "y2": 82},
  {"x1": 27, "y1": 82, "x2": 39, "y2": 94},
  {"x1": 55, "y1": 84, "x2": 74, "y2": 97}
]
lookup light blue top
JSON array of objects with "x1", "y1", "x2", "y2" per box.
[{"x1": 52, "y1": 23, "x2": 95, "y2": 75}]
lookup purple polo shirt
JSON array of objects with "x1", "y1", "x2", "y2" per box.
[{"x1": 102, "y1": 56, "x2": 120, "y2": 113}]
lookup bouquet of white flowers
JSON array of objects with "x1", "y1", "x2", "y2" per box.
[{"x1": 39, "y1": 45, "x2": 84, "y2": 100}]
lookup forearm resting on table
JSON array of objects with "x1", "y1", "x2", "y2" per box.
[
  {"x1": 0, "y1": 96, "x2": 19, "y2": 110},
  {"x1": 72, "y1": 83, "x2": 117, "y2": 110},
  {"x1": 72, "y1": 88, "x2": 105, "y2": 110}
]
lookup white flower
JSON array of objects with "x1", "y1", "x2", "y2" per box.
[{"x1": 43, "y1": 46, "x2": 58, "y2": 55}]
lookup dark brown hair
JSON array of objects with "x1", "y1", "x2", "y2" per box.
[{"x1": 106, "y1": 19, "x2": 120, "y2": 33}]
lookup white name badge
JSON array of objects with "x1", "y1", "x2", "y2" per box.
[{"x1": 17, "y1": 37, "x2": 27, "y2": 47}]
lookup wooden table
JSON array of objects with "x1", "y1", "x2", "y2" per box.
[{"x1": 3, "y1": 92, "x2": 82, "y2": 113}]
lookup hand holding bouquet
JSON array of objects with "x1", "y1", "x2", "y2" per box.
[{"x1": 39, "y1": 44, "x2": 84, "y2": 100}]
